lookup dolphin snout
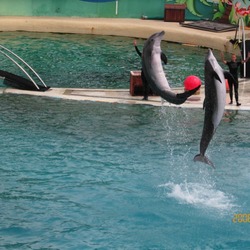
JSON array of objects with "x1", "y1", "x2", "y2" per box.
[
  {"x1": 150, "y1": 31, "x2": 165, "y2": 40},
  {"x1": 157, "y1": 31, "x2": 165, "y2": 38}
]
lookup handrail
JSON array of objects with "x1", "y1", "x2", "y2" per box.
[
  {"x1": 0, "y1": 44, "x2": 47, "y2": 88},
  {"x1": 0, "y1": 50, "x2": 40, "y2": 90}
]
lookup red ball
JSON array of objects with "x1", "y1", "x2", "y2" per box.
[{"x1": 183, "y1": 75, "x2": 201, "y2": 91}]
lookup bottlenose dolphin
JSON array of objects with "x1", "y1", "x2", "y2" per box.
[
  {"x1": 194, "y1": 49, "x2": 226, "y2": 168},
  {"x1": 142, "y1": 31, "x2": 200, "y2": 105}
]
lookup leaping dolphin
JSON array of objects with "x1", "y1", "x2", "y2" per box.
[
  {"x1": 194, "y1": 49, "x2": 226, "y2": 168},
  {"x1": 142, "y1": 31, "x2": 200, "y2": 105}
]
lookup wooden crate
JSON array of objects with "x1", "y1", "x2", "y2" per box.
[{"x1": 164, "y1": 4, "x2": 186, "y2": 23}]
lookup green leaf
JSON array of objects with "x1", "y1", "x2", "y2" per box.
[
  {"x1": 245, "y1": 15, "x2": 250, "y2": 26},
  {"x1": 200, "y1": 0, "x2": 211, "y2": 7},
  {"x1": 229, "y1": 7, "x2": 236, "y2": 24},
  {"x1": 213, "y1": 12, "x2": 223, "y2": 20},
  {"x1": 186, "y1": 0, "x2": 202, "y2": 17},
  {"x1": 176, "y1": 0, "x2": 186, "y2": 4},
  {"x1": 218, "y1": 1, "x2": 225, "y2": 14}
]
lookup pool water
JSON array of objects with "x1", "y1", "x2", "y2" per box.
[
  {"x1": 0, "y1": 32, "x2": 250, "y2": 249},
  {"x1": 0, "y1": 32, "x2": 207, "y2": 89}
]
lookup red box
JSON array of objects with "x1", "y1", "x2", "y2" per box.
[
  {"x1": 164, "y1": 4, "x2": 186, "y2": 23},
  {"x1": 130, "y1": 71, "x2": 156, "y2": 96},
  {"x1": 130, "y1": 71, "x2": 143, "y2": 96}
]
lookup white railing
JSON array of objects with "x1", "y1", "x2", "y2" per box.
[{"x1": 0, "y1": 44, "x2": 47, "y2": 89}]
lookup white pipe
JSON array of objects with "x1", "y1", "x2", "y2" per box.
[
  {"x1": 115, "y1": 0, "x2": 118, "y2": 15},
  {"x1": 238, "y1": 17, "x2": 246, "y2": 77}
]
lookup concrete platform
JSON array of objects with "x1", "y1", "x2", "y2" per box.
[{"x1": 1, "y1": 77, "x2": 250, "y2": 110}]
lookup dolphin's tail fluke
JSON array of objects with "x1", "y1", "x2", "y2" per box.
[
  {"x1": 176, "y1": 85, "x2": 201, "y2": 102},
  {"x1": 193, "y1": 154, "x2": 215, "y2": 168}
]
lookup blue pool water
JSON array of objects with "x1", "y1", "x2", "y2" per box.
[{"x1": 0, "y1": 32, "x2": 250, "y2": 249}]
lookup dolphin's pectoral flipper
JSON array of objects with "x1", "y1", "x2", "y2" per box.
[
  {"x1": 176, "y1": 85, "x2": 201, "y2": 100},
  {"x1": 213, "y1": 71, "x2": 222, "y2": 83},
  {"x1": 161, "y1": 52, "x2": 168, "y2": 65},
  {"x1": 224, "y1": 71, "x2": 236, "y2": 84},
  {"x1": 193, "y1": 154, "x2": 215, "y2": 168},
  {"x1": 203, "y1": 98, "x2": 206, "y2": 110}
]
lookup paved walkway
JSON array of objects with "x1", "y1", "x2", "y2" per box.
[{"x1": 0, "y1": 16, "x2": 250, "y2": 110}]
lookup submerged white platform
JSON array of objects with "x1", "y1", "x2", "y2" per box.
[{"x1": 1, "y1": 80, "x2": 250, "y2": 111}]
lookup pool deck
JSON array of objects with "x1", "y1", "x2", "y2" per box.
[
  {"x1": 1, "y1": 79, "x2": 250, "y2": 110},
  {"x1": 1, "y1": 16, "x2": 249, "y2": 51},
  {"x1": 0, "y1": 16, "x2": 250, "y2": 110}
]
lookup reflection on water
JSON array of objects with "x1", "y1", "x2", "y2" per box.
[{"x1": 224, "y1": 110, "x2": 239, "y2": 123}]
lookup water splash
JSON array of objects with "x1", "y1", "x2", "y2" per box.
[{"x1": 159, "y1": 181, "x2": 237, "y2": 211}]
